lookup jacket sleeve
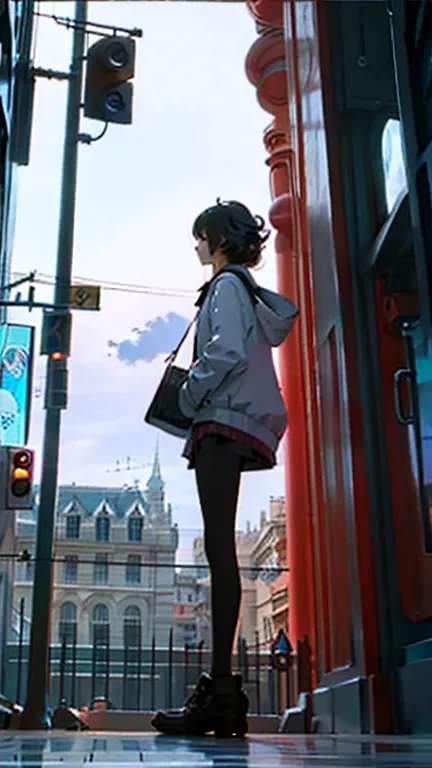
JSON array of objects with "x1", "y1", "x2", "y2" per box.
[{"x1": 179, "y1": 277, "x2": 249, "y2": 417}]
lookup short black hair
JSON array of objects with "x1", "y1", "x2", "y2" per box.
[{"x1": 192, "y1": 198, "x2": 270, "y2": 268}]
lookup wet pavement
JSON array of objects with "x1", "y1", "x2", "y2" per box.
[{"x1": 1, "y1": 732, "x2": 432, "y2": 767}]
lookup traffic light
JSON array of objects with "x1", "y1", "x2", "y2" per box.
[
  {"x1": 7, "y1": 447, "x2": 34, "y2": 510},
  {"x1": 84, "y1": 36, "x2": 136, "y2": 124}
]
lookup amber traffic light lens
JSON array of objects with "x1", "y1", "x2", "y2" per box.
[{"x1": 12, "y1": 469, "x2": 30, "y2": 498}]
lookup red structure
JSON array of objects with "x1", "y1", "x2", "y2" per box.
[
  {"x1": 244, "y1": 0, "x2": 432, "y2": 736},
  {"x1": 245, "y1": 2, "x2": 317, "y2": 686}
]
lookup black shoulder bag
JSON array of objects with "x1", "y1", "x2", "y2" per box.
[
  {"x1": 144, "y1": 315, "x2": 196, "y2": 438},
  {"x1": 144, "y1": 269, "x2": 259, "y2": 439}
]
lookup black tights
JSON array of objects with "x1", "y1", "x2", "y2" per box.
[{"x1": 195, "y1": 436, "x2": 242, "y2": 679}]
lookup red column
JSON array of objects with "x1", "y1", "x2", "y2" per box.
[
  {"x1": 245, "y1": 3, "x2": 316, "y2": 673},
  {"x1": 266, "y1": 131, "x2": 315, "y2": 660}
]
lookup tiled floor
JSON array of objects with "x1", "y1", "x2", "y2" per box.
[{"x1": 1, "y1": 732, "x2": 432, "y2": 767}]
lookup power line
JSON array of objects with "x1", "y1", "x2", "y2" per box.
[{"x1": 11, "y1": 271, "x2": 196, "y2": 299}]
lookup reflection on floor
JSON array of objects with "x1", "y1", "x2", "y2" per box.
[{"x1": 1, "y1": 732, "x2": 432, "y2": 767}]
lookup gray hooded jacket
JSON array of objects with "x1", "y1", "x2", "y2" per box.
[{"x1": 179, "y1": 265, "x2": 298, "y2": 460}]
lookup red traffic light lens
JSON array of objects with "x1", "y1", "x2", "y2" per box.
[{"x1": 14, "y1": 450, "x2": 32, "y2": 469}]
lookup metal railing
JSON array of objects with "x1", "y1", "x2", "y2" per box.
[
  {"x1": 5, "y1": 548, "x2": 313, "y2": 719},
  {"x1": 8, "y1": 604, "x2": 301, "y2": 716}
]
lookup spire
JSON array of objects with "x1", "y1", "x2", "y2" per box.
[{"x1": 147, "y1": 442, "x2": 164, "y2": 492}]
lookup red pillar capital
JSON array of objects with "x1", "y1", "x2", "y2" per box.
[
  {"x1": 245, "y1": 30, "x2": 287, "y2": 116},
  {"x1": 245, "y1": 0, "x2": 283, "y2": 30}
]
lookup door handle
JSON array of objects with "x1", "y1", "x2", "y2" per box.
[{"x1": 393, "y1": 368, "x2": 414, "y2": 425}]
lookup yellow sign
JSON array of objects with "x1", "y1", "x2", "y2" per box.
[{"x1": 70, "y1": 284, "x2": 101, "y2": 310}]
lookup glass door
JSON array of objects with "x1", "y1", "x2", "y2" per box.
[{"x1": 395, "y1": 321, "x2": 432, "y2": 551}]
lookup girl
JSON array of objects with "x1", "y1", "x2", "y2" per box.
[{"x1": 152, "y1": 199, "x2": 297, "y2": 737}]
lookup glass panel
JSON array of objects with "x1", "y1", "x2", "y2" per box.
[
  {"x1": 66, "y1": 515, "x2": 80, "y2": 540},
  {"x1": 59, "y1": 620, "x2": 77, "y2": 644},
  {"x1": 405, "y1": 324, "x2": 432, "y2": 546},
  {"x1": 93, "y1": 603, "x2": 108, "y2": 623},
  {"x1": 93, "y1": 555, "x2": 109, "y2": 585},
  {"x1": 126, "y1": 555, "x2": 141, "y2": 585},
  {"x1": 123, "y1": 605, "x2": 141, "y2": 646},
  {"x1": 60, "y1": 601, "x2": 77, "y2": 621},
  {"x1": 63, "y1": 555, "x2": 78, "y2": 584},
  {"x1": 128, "y1": 517, "x2": 143, "y2": 543},
  {"x1": 59, "y1": 603, "x2": 77, "y2": 643},
  {"x1": 93, "y1": 622, "x2": 109, "y2": 646},
  {"x1": 96, "y1": 515, "x2": 110, "y2": 543},
  {"x1": 25, "y1": 561, "x2": 34, "y2": 582},
  {"x1": 382, "y1": 119, "x2": 408, "y2": 212}
]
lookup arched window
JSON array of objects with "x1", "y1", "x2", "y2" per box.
[
  {"x1": 128, "y1": 516, "x2": 143, "y2": 543},
  {"x1": 93, "y1": 603, "x2": 109, "y2": 623},
  {"x1": 123, "y1": 605, "x2": 141, "y2": 647},
  {"x1": 382, "y1": 119, "x2": 407, "y2": 213},
  {"x1": 92, "y1": 603, "x2": 109, "y2": 644},
  {"x1": 59, "y1": 601, "x2": 77, "y2": 644}
]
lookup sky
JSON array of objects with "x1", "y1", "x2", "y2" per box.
[{"x1": 11, "y1": 1, "x2": 287, "y2": 560}]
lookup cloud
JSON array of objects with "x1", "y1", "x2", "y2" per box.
[{"x1": 109, "y1": 312, "x2": 189, "y2": 365}]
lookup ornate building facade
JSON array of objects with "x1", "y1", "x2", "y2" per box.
[
  {"x1": 13, "y1": 448, "x2": 178, "y2": 649},
  {"x1": 190, "y1": 497, "x2": 288, "y2": 651}
]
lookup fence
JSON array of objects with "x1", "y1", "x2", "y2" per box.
[
  {"x1": 8, "y1": 610, "x2": 301, "y2": 716},
  {"x1": 7, "y1": 539, "x2": 314, "y2": 718}
]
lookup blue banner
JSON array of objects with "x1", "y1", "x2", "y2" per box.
[{"x1": 0, "y1": 323, "x2": 34, "y2": 446}]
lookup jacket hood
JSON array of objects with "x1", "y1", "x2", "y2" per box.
[
  {"x1": 256, "y1": 286, "x2": 299, "y2": 347},
  {"x1": 222, "y1": 265, "x2": 299, "y2": 348}
]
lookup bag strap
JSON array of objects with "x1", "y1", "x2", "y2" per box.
[
  {"x1": 164, "y1": 312, "x2": 198, "y2": 364},
  {"x1": 170, "y1": 268, "x2": 258, "y2": 366},
  {"x1": 221, "y1": 266, "x2": 259, "y2": 306}
]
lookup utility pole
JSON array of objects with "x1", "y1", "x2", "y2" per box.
[{"x1": 20, "y1": 0, "x2": 87, "y2": 730}]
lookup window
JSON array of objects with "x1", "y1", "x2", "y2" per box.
[
  {"x1": 128, "y1": 516, "x2": 143, "y2": 543},
  {"x1": 93, "y1": 553, "x2": 109, "y2": 585},
  {"x1": 59, "y1": 601, "x2": 77, "y2": 644},
  {"x1": 188, "y1": 593, "x2": 193, "y2": 603},
  {"x1": 183, "y1": 623, "x2": 197, "y2": 648},
  {"x1": 126, "y1": 555, "x2": 141, "y2": 585},
  {"x1": 96, "y1": 512, "x2": 110, "y2": 542},
  {"x1": 63, "y1": 555, "x2": 78, "y2": 585},
  {"x1": 92, "y1": 603, "x2": 109, "y2": 644},
  {"x1": 382, "y1": 119, "x2": 407, "y2": 212},
  {"x1": 25, "y1": 560, "x2": 34, "y2": 582},
  {"x1": 403, "y1": 324, "x2": 432, "y2": 549},
  {"x1": 123, "y1": 605, "x2": 141, "y2": 646},
  {"x1": 66, "y1": 515, "x2": 80, "y2": 540},
  {"x1": 263, "y1": 616, "x2": 273, "y2": 642}
]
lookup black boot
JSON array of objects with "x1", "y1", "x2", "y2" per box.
[{"x1": 151, "y1": 672, "x2": 248, "y2": 737}]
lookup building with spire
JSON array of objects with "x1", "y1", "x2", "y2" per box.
[
  {"x1": 13, "y1": 447, "x2": 179, "y2": 660},
  {"x1": 146, "y1": 444, "x2": 171, "y2": 527}
]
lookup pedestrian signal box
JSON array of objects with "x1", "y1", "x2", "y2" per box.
[{"x1": 40, "y1": 311, "x2": 72, "y2": 358}]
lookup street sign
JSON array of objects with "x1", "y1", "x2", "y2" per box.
[{"x1": 70, "y1": 284, "x2": 101, "y2": 310}]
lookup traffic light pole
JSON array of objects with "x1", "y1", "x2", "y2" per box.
[{"x1": 20, "y1": 0, "x2": 87, "y2": 730}]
